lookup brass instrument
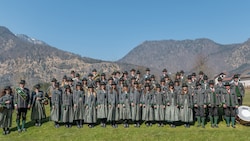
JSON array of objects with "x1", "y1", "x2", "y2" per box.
[
  {"x1": 93, "y1": 73, "x2": 100, "y2": 80},
  {"x1": 15, "y1": 87, "x2": 27, "y2": 100},
  {"x1": 42, "y1": 97, "x2": 49, "y2": 105}
]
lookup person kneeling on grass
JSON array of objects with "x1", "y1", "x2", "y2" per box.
[{"x1": 0, "y1": 86, "x2": 14, "y2": 135}]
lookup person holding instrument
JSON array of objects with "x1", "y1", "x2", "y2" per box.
[
  {"x1": 0, "y1": 86, "x2": 14, "y2": 135},
  {"x1": 14, "y1": 80, "x2": 30, "y2": 133}
]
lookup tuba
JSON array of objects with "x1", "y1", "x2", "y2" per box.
[{"x1": 15, "y1": 87, "x2": 27, "y2": 100}]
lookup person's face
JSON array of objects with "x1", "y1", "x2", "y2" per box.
[
  {"x1": 101, "y1": 85, "x2": 105, "y2": 89},
  {"x1": 234, "y1": 78, "x2": 238, "y2": 82},
  {"x1": 226, "y1": 86, "x2": 230, "y2": 90},
  {"x1": 5, "y1": 89, "x2": 10, "y2": 94},
  {"x1": 19, "y1": 83, "x2": 24, "y2": 88},
  {"x1": 76, "y1": 86, "x2": 81, "y2": 90}
]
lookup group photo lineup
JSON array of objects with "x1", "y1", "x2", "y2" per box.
[{"x1": 0, "y1": 68, "x2": 246, "y2": 135}]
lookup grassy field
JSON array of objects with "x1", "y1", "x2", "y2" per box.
[{"x1": 1, "y1": 89, "x2": 250, "y2": 141}]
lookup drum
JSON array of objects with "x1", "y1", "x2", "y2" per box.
[{"x1": 237, "y1": 106, "x2": 250, "y2": 125}]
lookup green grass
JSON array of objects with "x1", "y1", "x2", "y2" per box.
[{"x1": 1, "y1": 89, "x2": 250, "y2": 141}]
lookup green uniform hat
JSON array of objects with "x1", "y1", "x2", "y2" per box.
[
  {"x1": 51, "y1": 78, "x2": 57, "y2": 82},
  {"x1": 4, "y1": 86, "x2": 11, "y2": 90},
  {"x1": 224, "y1": 82, "x2": 231, "y2": 86},
  {"x1": 208, "y1": 80, "x2": 214, "y2": 85},
  {"x1": 34, "y1": 84, "x2": 41, "y2": 89},
  {"x1": 136, "y1": 70, "x2": 141, "y2": 74},
  {"x1": 82, "y1": 77, "x2": 87, "y2": 81},
  {"x1": 19, "y1": 80, "x2": 26, "y2": 84}
]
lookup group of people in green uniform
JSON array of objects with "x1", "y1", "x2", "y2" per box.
[{"x1": 0, "y1": 68, "x2": 245, "y2": 135}]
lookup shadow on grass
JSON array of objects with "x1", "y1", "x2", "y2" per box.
[{"x1": 10, "y1": 116, "x2": 51, "y2": 132}]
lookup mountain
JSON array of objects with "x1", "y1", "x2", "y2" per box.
[
  {"x1": 118, "y1": 38, "x2": 250, "y2": 77},
  {"x1": 0, "y1": 26, "x2": 143, "y2": 88}
]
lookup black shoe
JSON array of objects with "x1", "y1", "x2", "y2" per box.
[
  {"x1": 137, "y1": 123, "x2": 140, "y2": 128},
  {"x1": 18, "y1": 129, "x2": 22, "y2": 133},
  {"x1": 22, "y1": 128, "x2": 27, "y2": 132},
  {"x1": 6, "y1": 129, "x2": 10, "y2": 134},
  {"x1": 170, "y1": 124, "x2": 176, "y2": 128}
]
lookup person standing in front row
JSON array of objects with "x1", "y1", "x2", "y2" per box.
[
  {"x1": 62, "y1": 85, "x2": 74, "y2": 128},
  {"x1": 206, "y1": 80, "x2": 220, "y2": 128},
  {"x1": 130, "y1": 81, "x2": 141, "y2": 127},
  {"x1": 107, "y1": 82, "x2": 119, "y2": 128},
  {"x1": 165, "y1": 81, "x2": 179, "y2": 128},
  {"x1": 97, "y1": 82, "x2": 108, "y2": 128},
  {"x1": 51, "y1": 82, "x2": 62, "y2": 128},
  {"x1": 0, "y1": 86, "x2": 14, "y2": 135},
  {"x1": 85, "y1": 84, "x2": 97, "y2": 128},
  {"x1": 14, "y1": 80, "x2": 30, "y2": 133},
  {"x1": 178, "y1": 83, "x2": 193, "y2": 128},
  {"x1": 30, "y1": 84, "x2": 46, "y2": 127},
  {"x1": 119, "y1": 83, "x2": 131, "y2": 128},
  {"x1": 231, "y1": 74, "x2": 245, "y2": 106},
  {"x1": 154, "y1": 84, "x2": 165, "y2": 127},
  {"x1": 193, "y1": 82, "x2": 207, "y2": 128},
  {"x1": 222, "y1": 82, "x2": 239, "y2": 128},
  {"x1": 73, "y1": 82, "x2": 85, "y2": 128}
]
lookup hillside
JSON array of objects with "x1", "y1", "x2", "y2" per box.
[
  {"x1": 118, "y1": 38, "x2": 250, "y2": 76},
  {"x1": 0, "y1": 26, "x2": 143, "y2": 88}
]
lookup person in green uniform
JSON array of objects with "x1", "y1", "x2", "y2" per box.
[
  {"x1": 231, "y1": 74, "x2": 245, "y2": 106},
  {"x1": 141, "y1": 83, "x2": 154, "y2": 127},
  {"x1": 165, "y1": 81, "x2": 179, "y2": 128},
  {"x1": 154, "y1": 84, "x2": 165, "y2": 127},
  {"x1": 50, "y1": 82, "x2": 62, "y2": 128},
  {"x1": 222, "y1": 82, "x2": 239, "y2": 128},
  {"x1": 178, "y1": 83, "x2": 193, "y2": 128},
  {"x1": 206, "y1": 80, "x2": 220, "y2": 128},
  {"x1": 14, "y1": 80, "x2": 30, "y2": 133},
  {"x1": 0, "y1": 86, "x2": 14, "y2": 135},
  {"x1": 130, "y1": 81, "x2": 141, "y2": 127},
  {"x1": 30, "y1": 84, "x2": 46, "y2": 126},
  {"x1": 73, "y1": 82, "x2": 85, "y2": 128},
  {"x1": 62, "y1": 85, "x2": 74, "y2": 128},
  {"x1": 97, "y1": 82, "x2": 108, "y2": 128},
  {"x1": 193, "y1": 82, "x2": 207, "y2": 128},
  {"x1": 119, "y1": 83, "x2": 131, "y2": 128},
  {"x1": 85, "y1": 84, "x2": 97, "y2": 128}
]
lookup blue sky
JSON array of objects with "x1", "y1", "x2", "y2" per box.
[{"x1": 1, "y1": 0, "x2": 250, "y2": 61}]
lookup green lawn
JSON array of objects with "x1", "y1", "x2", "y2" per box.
[{"x1": 1, "y1": 89, "x2": 250, "y2": 141}]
